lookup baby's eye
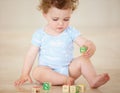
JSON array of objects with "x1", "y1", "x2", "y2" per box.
[
  {"x1": 52, "y1": 18, "x2": 59, "y2": 21},
  {"x1": 64, "y1": 18, "x2": 70, "y2": 21}
]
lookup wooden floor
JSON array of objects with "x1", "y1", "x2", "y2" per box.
[{"x1": 0, "y1": 27, "x2": 120, "y2": 93}]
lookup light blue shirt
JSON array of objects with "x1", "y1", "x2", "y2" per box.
[{"x1": 31, "y1": 26, "x2": 81, "y2": 69}]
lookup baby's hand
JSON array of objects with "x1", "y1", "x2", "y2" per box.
[
  {"x1": 14, "y1": 74, "x2": 32, "y2": 86},
  {"x1": 82, "y1": 40, "x2": 96, "y2": 58}
]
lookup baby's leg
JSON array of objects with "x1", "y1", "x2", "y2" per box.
[
  {"x1": 69, "y1": 56, "x2": 110, "y2": 88},
  {"x1": 32, "y1": 66, "x2": 74, "y2": 85}
]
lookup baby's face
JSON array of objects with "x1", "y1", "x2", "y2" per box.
[{"x1": 43, "y1": 7, "x2": 73, "y2": 33}]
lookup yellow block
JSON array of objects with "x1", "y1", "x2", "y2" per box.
[
  {"x1": 78, "y1": 84, "x2": 85, "y2": 93},
  {"x1": 70, "y1": 85, "x2": 76, "y2": 93},
  {"x1": 62, "y1": 85, "x2": 69, "y2": 93},
  {"x1": 32, "y1": 87, "x2": 41, "y2": 93}
]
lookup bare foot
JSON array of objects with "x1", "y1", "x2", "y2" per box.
[
  {"x1": 91, "y1": 73, "x2": 110, "y2": 88},
  {"x1": 65, "y1": 77, "x2": 75, "y2": 85}
]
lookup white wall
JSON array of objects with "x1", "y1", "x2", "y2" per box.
[
  {"x1": 73, "y1": 0, "x2": 120, "y2": 28},
  {"x1": 0, "y1": 0, "x2": 120, "y2": 70},
  {"x1": 0, "y1": 0, "x2": 120, "y2": 29}
]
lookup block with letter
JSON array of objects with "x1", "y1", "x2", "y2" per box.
[
  {"x1": 43, "y1": 82, "x2": 51, "y2": 90},
  {"x1": 70, "y1": 85, "x2": 76, "y2": 93},
  {"x1": 62, "y1": 85, "x2": 69, "y2": 93},
  {"x1": 79, "y1": 84, "x2": 85, "y2": 93},
  {"x1": 32, "y1": 87, "x2": 41, "y2": 93}
]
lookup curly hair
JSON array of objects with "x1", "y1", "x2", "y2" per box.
[{"x1": 38, "y1": 0, "x2": 79, "y2": 13}]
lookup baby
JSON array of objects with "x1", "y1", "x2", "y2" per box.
[{"x1": 14, "y1": 0, "x2": 110, "y2": 88}]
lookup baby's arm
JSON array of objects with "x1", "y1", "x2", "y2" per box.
[
  {"x1": 14, "y1": 45, "x2": 39, "y2": 86},
  {"x1": 74, "y1": 36, "x2": 96, "y2": 58}
]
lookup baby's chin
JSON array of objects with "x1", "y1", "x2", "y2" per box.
[{"x1": 56, "y1": 28, "x2": 65, "y2": 33}]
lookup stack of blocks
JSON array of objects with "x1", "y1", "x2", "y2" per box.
[
  {"x1": 32, "y1": 82, "x2": 84, "y2": 93},
  {"x1": 62, "y1": 84, "x2": 85, "y2": 93}
]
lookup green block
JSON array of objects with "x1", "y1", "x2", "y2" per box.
[
  {"x1": 76, "y1": 86, "x2": 80, "y2": 93},
  {"x1": 43, "y1": 82, "x2": 51, "y2": 90},
  {"x1": 80, "y1": 46, "x2": 88, "y2": 53}
]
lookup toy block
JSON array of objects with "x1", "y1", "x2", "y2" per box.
[
  {"x1": 78, "y1": 84, "x2": 85, "y2": 93},
  {"x1": 70, "y1": 85, "x2": 76, "y2": 93},
  {"x1": 80, "y1": 46, "x2": 88, "y2": 53},
  {"x1": 62, "y1": 85, "x2": 69, "y2": 93},
  {"x1": 43, "y1": 82, "x2": 51, "y2": 90},
  {"x1": 32, "y1": 87, "x2": 41, "y2": 93},
  {"x1": 76, "y1": 85, "x2": 80, "y2": 93}
]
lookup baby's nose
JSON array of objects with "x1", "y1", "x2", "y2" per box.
[{"x1": 58, "y1": 21, "x2": 64, "y2": 26}]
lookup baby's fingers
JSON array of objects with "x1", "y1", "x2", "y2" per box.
[
  {"x1": 83, "y1": 49, "x2": 91, "y2": 57},
  {"x1": 19, "y1": 79, "x2": 26, "y2": 86},
  {"x1": 14, "y1": 79, "x2": 26, "y2": 86},
  {"x1": 85, "y1": 48, "x2": 94, "y2": 57},
  {"x1": 14, "y1": 80, "x2": 20, "y2": 86}
]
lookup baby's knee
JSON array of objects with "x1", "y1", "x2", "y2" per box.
[{"x1": 77, "y1": 56, "x2": 90, "y2": 62}]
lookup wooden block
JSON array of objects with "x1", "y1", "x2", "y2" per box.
[
  {"x1": 32, "y1": 87, "x2": 41, "y2": 93},
  {"x1": 80, "y1": 46, "x2": 88, "y2": 53},
  {"x1": 43, "y1": 82, "x2": 51, "y2": 90},
  {"x1": 78, "y1": 84, "x2": 85, "y2": 93},
  {"x1": 62, "y1": 85, "x2": 69, "y2": 93},
  {"x1": 76, "y1": 85, "x2": 80, "y2": 93},
  {"x1": 70, "y1": 85, "x2": 76, "y2": 93}
]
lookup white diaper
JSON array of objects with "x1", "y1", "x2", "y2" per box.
[{"x1": 53, "y1": 66, "x2": 69, "y2": 76}]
